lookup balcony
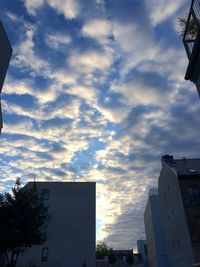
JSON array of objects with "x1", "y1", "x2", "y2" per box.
[
  {"x1": 183, "y1": 0, "x2": 200, "y2": 58},
  {"x1": 183, "y1": 0, "x2": 200, "y2": 95}
]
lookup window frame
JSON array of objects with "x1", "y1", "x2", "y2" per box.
[
  {"x1": 41, "y1": 189, "x2": 50, "y2": 201},
  {"x1": 41, "y1": 247, "x2": 49, "y2": 261}
]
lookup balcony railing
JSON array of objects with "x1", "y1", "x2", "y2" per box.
[{"x1": 183, "y1": 0, "x2": 200, "y2": 58}]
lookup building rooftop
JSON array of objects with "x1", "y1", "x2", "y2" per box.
[{"x1": 162, "y1": 155, "x2": 200, "y2": 176}]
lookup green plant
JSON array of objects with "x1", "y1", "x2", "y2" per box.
[
  {"x1": 178, "y1": 15, "x2": 198, "y2": 39},
  {"x1": 0, "y1": 179, "x2": 49, "y2": 267}
]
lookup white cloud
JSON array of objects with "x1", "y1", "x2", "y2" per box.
[
  {"x1": 111, "y1": 79, "x2": 167, "y2": 107},
  {"x1": 65, "y1": 85, "x2": 98, "y2": 103},
  {"x1": 82, "y1": 19, "x2": 112, "y2": 40},
  {"x1": 95, "y1": 104, "x2": 130, "y2": 124},
  {"x1": 21, "y1": 0, "x2": 44, "y2": 15},
  {"x1": 21, "y1": 0, "x2": 79, "y2": 19},
  {"x1": 45, "y1": 33, "x2": 71, "y2": 50},
  {"x1": 69, "y1": 49, "x2": 113, "y2": 71},
  {"x1": 13, "y1": 25, "x2": 49, "y2": 75},
  {"x1": 111, "y1": 21, "x2": 157, "y2": 76},
  {"x1": 48, "y1": 0, "x2": 79, "y2": 19},
  {"x1": 145, "y1": 0, "x2": 187, "y2": 26}
]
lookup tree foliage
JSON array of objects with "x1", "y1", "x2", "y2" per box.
[
  {"x1": 96, "y1": 242, "x2": 113, "y2": 255},
  {"x1": 178, "y1": 14, "x2": 198, "y2": 39},
  {"x1": 0, "y1": 179, "x2": 49, "y2": 267}
]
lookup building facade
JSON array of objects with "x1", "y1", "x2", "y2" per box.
[
  {"x1": 96, "y1": 249, "x2": 146, "y2": 267},
  {"x1": 158, "y1": 155, "x2": 200, "y2": 267},
  {"x1": 0, "y1": 21, "x2": 12, "y2": 132},
  {"x1": 137, "y1": 240, "x2": 149, "y2": 266},
  {"x1": 144, "y1": 189, "x2": 169, "y2": 267},
  {"x1": 17, "y1": 182, "x2": 96, "y2": 267}
]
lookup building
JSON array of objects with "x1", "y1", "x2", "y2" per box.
[
  {"x1": 0, "y1": 21, "x2": 12, "y2": 132},
  {"x1": 17, "y1": 182, "x2": 96, "y2": 267},
  {"x1": 137, "y1": 240, "x2": 149, "y2": 266},
  {"x1": 96, "y1": 249, "x2": 147, "y2": 267},
  {"x1": 144, "y1": 189, "x2": 169, "y2": 267},
  {"x1": 183, "y1": 0, "x2": 200, "y2": 97},
  {"x1": 96, "y1": 249, "x2": 133, "y2": 267},
  {"x1": 158, "y1": 155, "x2": 200, "y2": 267}
]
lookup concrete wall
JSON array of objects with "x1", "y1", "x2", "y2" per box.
[
  {"x1": 144, "y1": 190, "x2": 169, "y2": 267},
  {"x1": 0, "y1": 21, "x2": 12, "y2": 132},
  {"x1": 158, "y1": 162, "x2": 194, "y2": 267},
  {"x1": 17, "y1": 182, "x2": 96, "y2": 267},
  {"x1": 179, "y1": 176, "x2": 200, "y2": 264},
  {"x1": 0, "y1": 21, "x2": 12, "y2": 93},
  {"x1": 137, "y1": 240, "x2": 148, "y2": 263}
]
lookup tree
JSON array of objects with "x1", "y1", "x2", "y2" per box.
[
  {"x1": 126, "y1": 253, "x2": 134, "y2": 266},
  {"x1": 178, "y1": 14, "x2": 198, "y2": 38},
  {"x1": 0, "y1": 179, "x2": 49, "y2": 267},
  {"x1": 96, "y1": 242, "x2": 113, "y2": 256},
  {"x1": 96, "y1": 242, "x2": 115, "y2": 266}
]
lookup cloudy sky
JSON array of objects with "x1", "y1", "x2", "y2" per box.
[{"x1": 0, "y1": 0, "x2": 200, "y2": 250}]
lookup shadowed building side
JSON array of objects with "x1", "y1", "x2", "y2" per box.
[
  {"x1": 144, "y1": 189, "x2": 169, "y2": 267},
  {"x1": 0, "y1": 21, "x2": 12, "y2": 133},
  {"x1": 17, "y1": 182, "x2": 96, "y2": 267},
  {"x1": 158, "y1": 155, "x2": 200, "y2": 267}
]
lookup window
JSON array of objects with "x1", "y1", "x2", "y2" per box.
[
  {"x1": 41, "y1": 189, "x2": 50, "y2": 200},
  {"x1": 188, "y1": 186, "x2": 200, "y2": 204},
  {"x1": 144, "y1": 244, "x2": 148, "y2": 255},
  {"x1": 41, "y1": 247, "x2": 49, "y2": 261}
]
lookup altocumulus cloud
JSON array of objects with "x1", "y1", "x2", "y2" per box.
[{"x1": 0, "y1": 0, "x2": 200, "y2": 250}]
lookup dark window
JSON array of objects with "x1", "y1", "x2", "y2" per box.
[
  {"x1": 41, "y1": 247, "x2": 48, "y2": 261},
  {"x1": 171, "y1": 209, "x2": 174, "y2": 215},
  {"x1": 188, "y1": 186, "x2": 200, "y2": 204},
  {"x1": 144, "y1": 244, "x2": 148, "y2": 255},
  {"x1": 41, "y1": 189, "x2": 50, "y2": 200},
  {"x1": 177, "y1": 240, "x2": 180, "y2": 247}
]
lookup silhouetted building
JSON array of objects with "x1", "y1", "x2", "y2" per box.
[
  {"x1": 159, "y1": 155, "x2": 200, "y2": 267},
  {"x1": 183, "y1": 0, "x2": 200, "y2": 97},
  {"x1": 144, "y1": 189, "x2": 169, "y2": 267},
  {"x1": 137, "y1": 240, "x2": 148, "y2": 264},
  {"x1": 96, "y1": 249, "x2": 147, "y2": 267},
  {"x1": 17, "y1": 182, "x2": 96, "y2": 267},
  {"x1": 137, "y1": 239, "x2": 149, "y2": 267},
  {"x1": 0, "y1": 21, "x2": 12, "y2": 133}
]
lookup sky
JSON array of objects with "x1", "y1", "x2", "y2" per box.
[{"x1": 0, "y1": 0, "x2": 200, "y2": 250}]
